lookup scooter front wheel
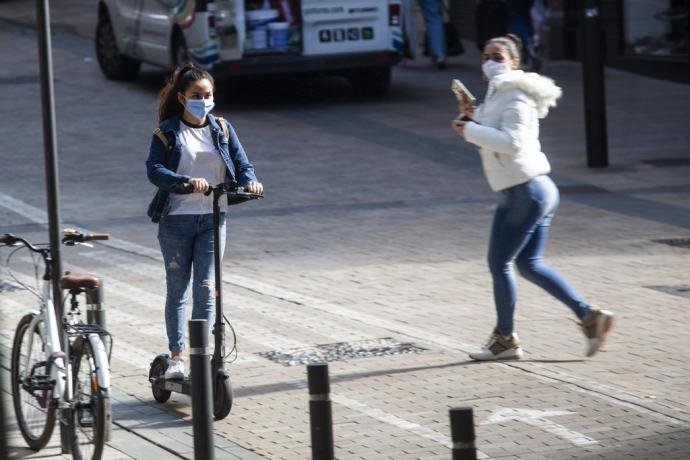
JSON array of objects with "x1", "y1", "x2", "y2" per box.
[
  {"x1": 149, "y1": 355, "x2": 172, "y2": 403},
  {"x1": 213, "y1": 373, "x2": 233, "y2": 420}
]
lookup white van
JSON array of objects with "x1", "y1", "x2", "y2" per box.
[{"x1": 96, "y1": 0, "x2": 404, "y2": 96}]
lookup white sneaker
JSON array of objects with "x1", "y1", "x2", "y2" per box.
[
  {"x1": 164, "y1": 357, "x2": 185, "y2": 380},
  {"x1": 469, "y1": 329, "x2": 524, "y2": 361},
  {"x1": 581, "y1": 309, "x2": 614, "y2": 357}
]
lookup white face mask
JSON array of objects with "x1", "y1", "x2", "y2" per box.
[{"x1": 482, "y1": 59, "x2": 512, "y2": 79}]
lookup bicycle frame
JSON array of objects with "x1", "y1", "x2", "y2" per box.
[{"x1": 22, "y1": 261, "x2": 72, "y2": 408}]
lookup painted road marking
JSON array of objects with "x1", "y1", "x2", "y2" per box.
[{"x1": 482, "y1": 407, "x2": 597, "y2": 447}]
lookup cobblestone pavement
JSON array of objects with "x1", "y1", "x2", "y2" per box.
[{"x1": 1, "y1": 4, "x2": 690, "y2": 459}]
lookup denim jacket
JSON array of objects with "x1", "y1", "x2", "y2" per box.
[{"x1": 146, "y1": 113, "x2": 257, "y2": 222}]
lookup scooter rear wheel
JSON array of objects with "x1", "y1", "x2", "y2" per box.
[
  {"x1": 149, "y1": 355, "x2": 172, "y2": 403},
  {"x1": 213, "y1": 375, "x2": 233, "y2": 420}
]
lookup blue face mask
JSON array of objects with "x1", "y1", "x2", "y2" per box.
[{"x1": 185, "y1": 97, "x2": 215, "y2": 120}]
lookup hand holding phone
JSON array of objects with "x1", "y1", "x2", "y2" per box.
[{"x1": 451, "y1": 79, "x2": 476, "y2": 106}]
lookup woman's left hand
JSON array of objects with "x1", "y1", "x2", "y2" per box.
[
  {"x1": 452, "y1": 119, "x2": 467, "y2": 138},
  {"x1": 244, "y1": 181, "x2": 263, "y2": 195}
]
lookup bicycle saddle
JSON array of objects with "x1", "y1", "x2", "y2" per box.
[{"x1": 60, "y1": 270, "x2": 101, "y2": 289}]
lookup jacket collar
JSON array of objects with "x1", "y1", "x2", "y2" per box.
[{"x1": 488, "y1": 70, "x2": 562, "y2": 118}]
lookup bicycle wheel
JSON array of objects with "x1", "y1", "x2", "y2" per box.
[
  {"x1": 71, "y1": 337, "x2": 109, "y2": 460},
  {"x1": 11, "y1": 313, "x2": 56, "y2": 450}
]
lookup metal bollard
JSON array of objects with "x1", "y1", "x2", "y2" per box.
[
  {"x1": 450, "y1": 407, "x2": 477, "y2": 460},
  {"x1": 85, "y1": 284, "x2": 106, "y2": 329},
  {"x1": 307, "y1": 363, "x2": 334, "y2": 460},
  {"x1": 581, "y1": 0, "x2": 609, "y2": 167},
  {"x1": 189, "y1": 319, "x2": 214, "y2": 460}
]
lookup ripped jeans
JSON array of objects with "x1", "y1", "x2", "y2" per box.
[{"x1": 158, "y1": 213, "x2": 226, "y2": 353}]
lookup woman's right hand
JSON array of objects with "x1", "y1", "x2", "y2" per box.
[
  {"x1": 458, "y1": 92, "x2": 475, "y2": 118},
  {"x1": 189, "y1": 177, "x2": 209, "y2": 193}
]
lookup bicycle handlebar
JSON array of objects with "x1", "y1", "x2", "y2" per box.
[
  {"x1": 0, "y1": 229, "x2": 110, "y2": 251},
  {"x1": 62, "y1": 228, "x2": 110, "y2": 245}
]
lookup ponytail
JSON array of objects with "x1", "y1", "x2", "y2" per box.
[{"x1": 157, "y1": 64, "x2": 215, "y2": 122}]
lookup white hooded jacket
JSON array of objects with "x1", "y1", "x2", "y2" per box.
[{"x1": 464, "y1": 70, "x2": 562, "y2": 192}]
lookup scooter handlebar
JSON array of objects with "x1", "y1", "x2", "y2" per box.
[{"x1": 201, "y1": 183, "x2": 263, "y2": 200}]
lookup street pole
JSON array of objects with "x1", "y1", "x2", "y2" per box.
[
  {"x1": 189, "y1": 320, "x2": 214, "y2": 460},
  {"x1": 307, "y1": 363, "x2": 334, "y2": 460},
  {"x1": 36, "y1": 0, "x2": 68, "y2": 452},
  {"x1": 450, "y1": 407, "x2": 477, "y2": 460},
  {"x1": 581, "y1": 0, "x2": 609, "y2": 167}
]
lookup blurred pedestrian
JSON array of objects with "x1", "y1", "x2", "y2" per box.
[
  {"x1": 475, "y1": 0, "x2": 508, "y2": 50},
  {"x1": 530, "y1": 0, "x2": 548, "y2": 67},
  {"x1": 452, "y1": 34, "x2": 614, "y2": 361},
  {"x1": 418, "y1": 0, "x2": 447, "y2": 69},
  {"x1": 146, "y1": 64, "x2": 263, "y2": 379}
]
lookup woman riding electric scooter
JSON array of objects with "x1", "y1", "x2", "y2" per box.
[{"x1": 145, "y1": 65, "x2": 263, "y2": 418}]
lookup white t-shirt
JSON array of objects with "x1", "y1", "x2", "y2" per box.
[{"x1": 168, "y1": 120, "x2": 228, "y2": 215}]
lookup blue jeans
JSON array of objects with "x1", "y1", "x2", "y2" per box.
[
  {"x1": 158, "y1": 213, "x2": 226, "y2": 353},
  {"x1": 488, "y1": 175, "x2": 590, "y2": 336},
  {"x1": 418, "y1": 0, "x2": 446, "y2": 61}
]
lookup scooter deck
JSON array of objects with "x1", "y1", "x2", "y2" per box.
[{"x1": 152, "y1": 376, "x2": 192, "y2": 395}]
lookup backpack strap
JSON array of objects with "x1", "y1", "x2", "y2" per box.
[
  {"x1": 153, "y1": 128, "x2": 169, "y2": 149},
  {"x1": 216, "y1": 117, "x2": 230, "y2": 141}
]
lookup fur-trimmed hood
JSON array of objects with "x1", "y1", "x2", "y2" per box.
[{"x1": 491, "y1": 70, "x2": 562, "y2": 118}]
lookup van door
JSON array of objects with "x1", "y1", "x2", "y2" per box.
[
  {"x1": 136, "y1": 0, "x2": 185, "y2": 66},
  {"x1": 301, "y1": 0, "x2": 390, "y2": 56},
  {"x1": 109, "y1": 0, "x2": 143, "y2": 57}
]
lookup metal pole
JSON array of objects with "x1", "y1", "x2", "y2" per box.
[
  {"x1": 450, "y1": 407, "x2": 477, "y2": 460},
  {"x1": 36, "y1": 0, "x2": 69, "y2": 452},
  {"x1": 85, "y1": 284, "x2": 106, "y2": 330},
  {"x1": 581, "y1": 0, "x2": 609, "y2": 167},
  {"x1": 307, "y1": 363, "x2": 334, "y2": 460},
  {"x1": 189, "y1": 319, "x2": 214, "y2": 460}
]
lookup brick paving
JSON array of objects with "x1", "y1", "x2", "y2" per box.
[{"x1": 1, "y1": 3, "x2": 690, "y2": 459}]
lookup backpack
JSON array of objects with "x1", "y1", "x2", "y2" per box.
[{"x1": 152, "y1": 117, "x2": 230, "y2": 149}]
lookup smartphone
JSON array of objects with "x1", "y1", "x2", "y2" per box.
[{"x1": 451, "y1": 79, "x2": 476, "y2": 106}]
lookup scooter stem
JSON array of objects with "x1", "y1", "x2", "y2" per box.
[{"x1": 212, "y1": 187, "x2": 225, "y2": 370}]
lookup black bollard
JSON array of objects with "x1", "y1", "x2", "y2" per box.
[
  {"x1": 581, "y1": 0, "x2": 609, "y2": 167},
  {"x1": 189, "y1": 319, "x2": 214, "y2": 460},
  {"x1": 450, "y1": 407, "x2": 477, "y2": 460},
  {"x1": 307, "y1": 363, "x2": 334, "y2": 460}
]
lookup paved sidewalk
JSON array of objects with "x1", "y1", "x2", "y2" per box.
[
  {"x1": 2, "y1": 2, "x2": 690, "y2": 459},
  {"x1": 1, "y1": 345, "x2": 266, "y2": 459}
]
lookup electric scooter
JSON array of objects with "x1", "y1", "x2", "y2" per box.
[{"x1": 148, "y1": 181, "x2": 262, "y2": 420}]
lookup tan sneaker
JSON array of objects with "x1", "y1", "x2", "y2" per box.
[
  {"x1": 581, "y1": 309, "x2": 614, "y2": 357},
  {"x1": 469, "y1": 329, "x2": 524, "y2": 361}
]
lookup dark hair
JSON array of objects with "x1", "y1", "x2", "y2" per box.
[
  {"x1": 157, "y1": 64, "x2": 215, "y2": 122},
  {"x1": 486, "y1": 33, "x2": 523, "y2": 62}
]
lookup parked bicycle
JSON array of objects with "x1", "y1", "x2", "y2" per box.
[{"x1": 1, "y1": 229, "x2": 113, "y2": 459}]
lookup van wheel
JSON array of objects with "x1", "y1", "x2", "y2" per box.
[
  {"x1": 95, "y1": 13, "x2": 140, "y2": 80},
  {"x1": 347, "y1": 66, "x2": 391, "y2": 97},
  {"x1": 172, "y1": 32, "x2": 190, "y2": 68}
]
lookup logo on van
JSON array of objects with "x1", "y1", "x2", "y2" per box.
[{"x1": 319, "y1": 27, "x2": 374, "y2": 43}]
